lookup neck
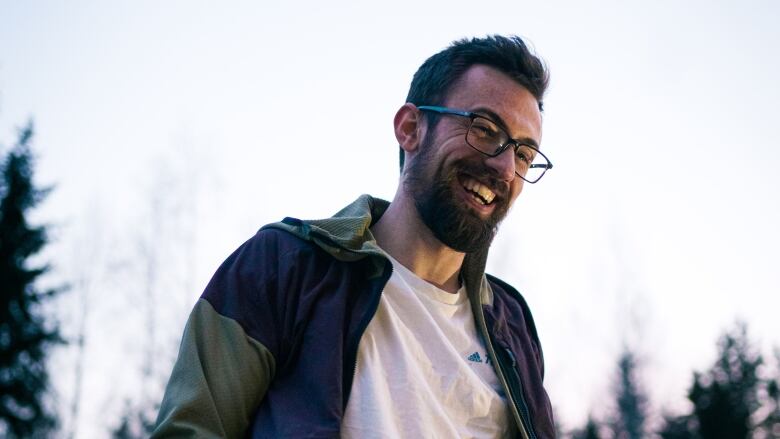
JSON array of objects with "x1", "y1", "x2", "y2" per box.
[{"x1": 371, "y1": 189, "x2": 465, "y2": 294}]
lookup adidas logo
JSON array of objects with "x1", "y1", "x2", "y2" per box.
[{"x1": 467, "y1": 352, "x2": 482, "y2": 363}]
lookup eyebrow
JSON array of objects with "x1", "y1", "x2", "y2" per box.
[{"x1": 470, "y1": 106, "x2": 541, "y2": 149}]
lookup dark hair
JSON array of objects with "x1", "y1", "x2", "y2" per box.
[{"x1": 400, "y1": 35, "x2": 549, "y2": 170}]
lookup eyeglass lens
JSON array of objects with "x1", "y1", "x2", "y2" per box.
[{"x1": 466, "y1": 117, "x2": 547, "y2": 182}]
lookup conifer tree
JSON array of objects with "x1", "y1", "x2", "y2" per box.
[
  {"x1": 755, "y1": 349, "x2": 780, "y2": 438},
  {"x1": 688, "y1": 323, "x2": 762, "y2": 439},
  {"x1": 571, "y1": 416, "x2": 602, "y2": 439},
  {"x1": 609, "y1": 349, "x2": 648, "y2": 439},
  {"x1": 657, "y1": 413, "x2": 696, "y2": 439},
  {"x1": 0, "y1": 122, "x2": 61, "y2": 437}
]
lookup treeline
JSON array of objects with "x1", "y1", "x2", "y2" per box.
[{"x1": 567, "y1": 323, "x2": 780, "y2": 439}]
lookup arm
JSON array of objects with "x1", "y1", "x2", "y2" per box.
[
  {"x1": 152, "y1": 230, "x2": 291, "y2": 437},
  {"x1": 151, "y1": 299, "x2": 275, "y2": 438}
]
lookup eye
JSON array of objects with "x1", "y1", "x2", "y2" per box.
[
  {"x1": 470, "y1": 118, "x2": 501, "y2": 140},
  {"x1": 515, "y1": 145, "x2": 536, "y2": 164}
]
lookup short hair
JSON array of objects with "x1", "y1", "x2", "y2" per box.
[{"x1": 400, "y1": 35, "x2": 549, "y2": 170}]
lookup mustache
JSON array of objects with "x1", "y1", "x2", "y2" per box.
[{"x1": 449, "y1": 160, "x2": 511, "y2": 201}]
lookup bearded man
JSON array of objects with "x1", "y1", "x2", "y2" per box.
[{"x1": 153, "y1": 35, "x2": 556, "y2": 439}]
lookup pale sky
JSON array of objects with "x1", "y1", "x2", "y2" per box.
[{"x1": 2, "y1": 1, "x2": 779, "y2": 437}]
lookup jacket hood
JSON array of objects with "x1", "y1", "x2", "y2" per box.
[{"x1": 263, "y1": 194, "x2": 493, "y2": 305}]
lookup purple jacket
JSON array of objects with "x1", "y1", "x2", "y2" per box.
[{"x1": 152, "y1": 195, "x2": 555, "y2": 438}]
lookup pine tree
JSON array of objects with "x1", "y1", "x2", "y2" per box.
[
  {"x1": 609, "y1": 349, "x2": 648, "y2": 439},
  {"x1": 657, "y1": 413, "x2": 696, "y2": 439},
  {"x1": 571, "y1": 416, "x2": 602, "y2": 439},
  {"x1": 755, "y1": 348, "x2": 780, "y2": 438},
  {"x1": 688, "y1": 323, "x2": 762, "y2": 439},
  {"x1": 0, "y1": 122, "x2": 61, "y2": 437}
]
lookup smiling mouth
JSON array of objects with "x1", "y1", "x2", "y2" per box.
[{"x1": 461, "y1": 176, "x2": 496, "y2": 206}]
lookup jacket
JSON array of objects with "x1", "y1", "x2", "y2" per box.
[{"x1": 152, "y1": 194, "x2": 555, "y2": 438}]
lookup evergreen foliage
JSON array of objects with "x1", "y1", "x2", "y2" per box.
[
  {"x1": 575, "y1": 324, "x2": 780, "y2": 439},
  {"x1": 609, "y1": 349, "x2": 648, "y2": 439},
  {"x1": 0, "y1": 123, "x2": 61, "y2": 437},
  {"x1": 110, "y1": 400, "x2": 157, "y2": 439},
  {"x1": 759, "y1": 363, "x2": 780, "y2": 438},
  {"x1": 571, "y1": 416, "x2": 602, "y2": 439},
  {"x1": 656, "y1": 323, "x2": 780, "y2": 438},
  {"x1": 688, "y1": 323, "x2": 762, "y2": 439},
  {"x1": 657, "y1": 413, "x2": 696, "y2": 439}
]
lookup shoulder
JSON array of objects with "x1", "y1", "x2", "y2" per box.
[
  {"x1": 201, "y1": 227, "x2": 331, "y2": 317},
  {"x1": 213, "y1": 227, "x2": 328, "y2": 277},
  {"x1": 200, "y1": 227, "x2": 342, "y2": 354},
  {"x1": 242, "y1": 226, "x2": 318, "y2": 259}
]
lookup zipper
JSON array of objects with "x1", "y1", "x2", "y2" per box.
[
  {"x1": 500, "y1": 346, "x2": 538, "y2": 439},
  {"x1": 472, "y1": 302, "x2": 531, "y2": 439}
]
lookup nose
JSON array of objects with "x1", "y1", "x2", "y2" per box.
[{"x1": 483, "y1": 146, "x2": 517, "y2": 182}]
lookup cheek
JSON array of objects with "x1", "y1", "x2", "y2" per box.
[{"x1": 509, "y1": 181, "x2": 524, "y2": 204}]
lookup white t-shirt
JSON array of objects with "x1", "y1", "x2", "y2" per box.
[{"x1": 340, "y1": 253, "x2": 514, "y2": 438}]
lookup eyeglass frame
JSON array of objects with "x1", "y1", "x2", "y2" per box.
[{"x1": 416, "y1": 105, "x2": 553, "y2": 184}]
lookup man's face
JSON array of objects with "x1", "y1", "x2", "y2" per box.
[{"x1": 405, "y1": 65, "x2": 543, "y2": 253}]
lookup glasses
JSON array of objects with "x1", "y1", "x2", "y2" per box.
[{"x1": 417, "y1": 105, "x2": 553, "y2": 183}]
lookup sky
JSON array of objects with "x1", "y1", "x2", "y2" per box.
[{"x1": 2, "y1": 0, "x2": 779, "y2": 436}]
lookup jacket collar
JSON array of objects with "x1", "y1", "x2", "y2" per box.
[{"x1": 263, "y1": 194, "x2": 493, "y2": 305}]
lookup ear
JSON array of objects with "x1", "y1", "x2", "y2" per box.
[{"x1": 394, "y1": 103, "x2": 425, "y2": 154}]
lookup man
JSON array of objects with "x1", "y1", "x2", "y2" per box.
[{"x1": 153, "y1": 35, "x2": 555, "y2": 438}]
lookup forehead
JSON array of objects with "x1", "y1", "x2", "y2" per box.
[{"x1": 442, "y1": 65, "x2": 543, "y2": 141}]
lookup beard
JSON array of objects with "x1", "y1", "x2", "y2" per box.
[{"x1": 405, "y1": 136, "x2": 512, "y2": 253}]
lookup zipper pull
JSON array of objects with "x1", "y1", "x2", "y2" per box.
[{"x1": 504, "y1": 346, "x2": 517, "y2": 367}]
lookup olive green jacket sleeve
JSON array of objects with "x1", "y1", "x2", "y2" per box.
[{"x1": 151, "y1": 299, "x2": 276, "y2": 438}]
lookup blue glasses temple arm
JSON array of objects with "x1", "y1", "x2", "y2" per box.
[{"x1": 417, "y1": 106, "x2": 473, "y2": 117}]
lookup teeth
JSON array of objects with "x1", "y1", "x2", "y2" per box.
[{"x1": 463, "y1": 178, "x2": 496, "y2": 204}]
